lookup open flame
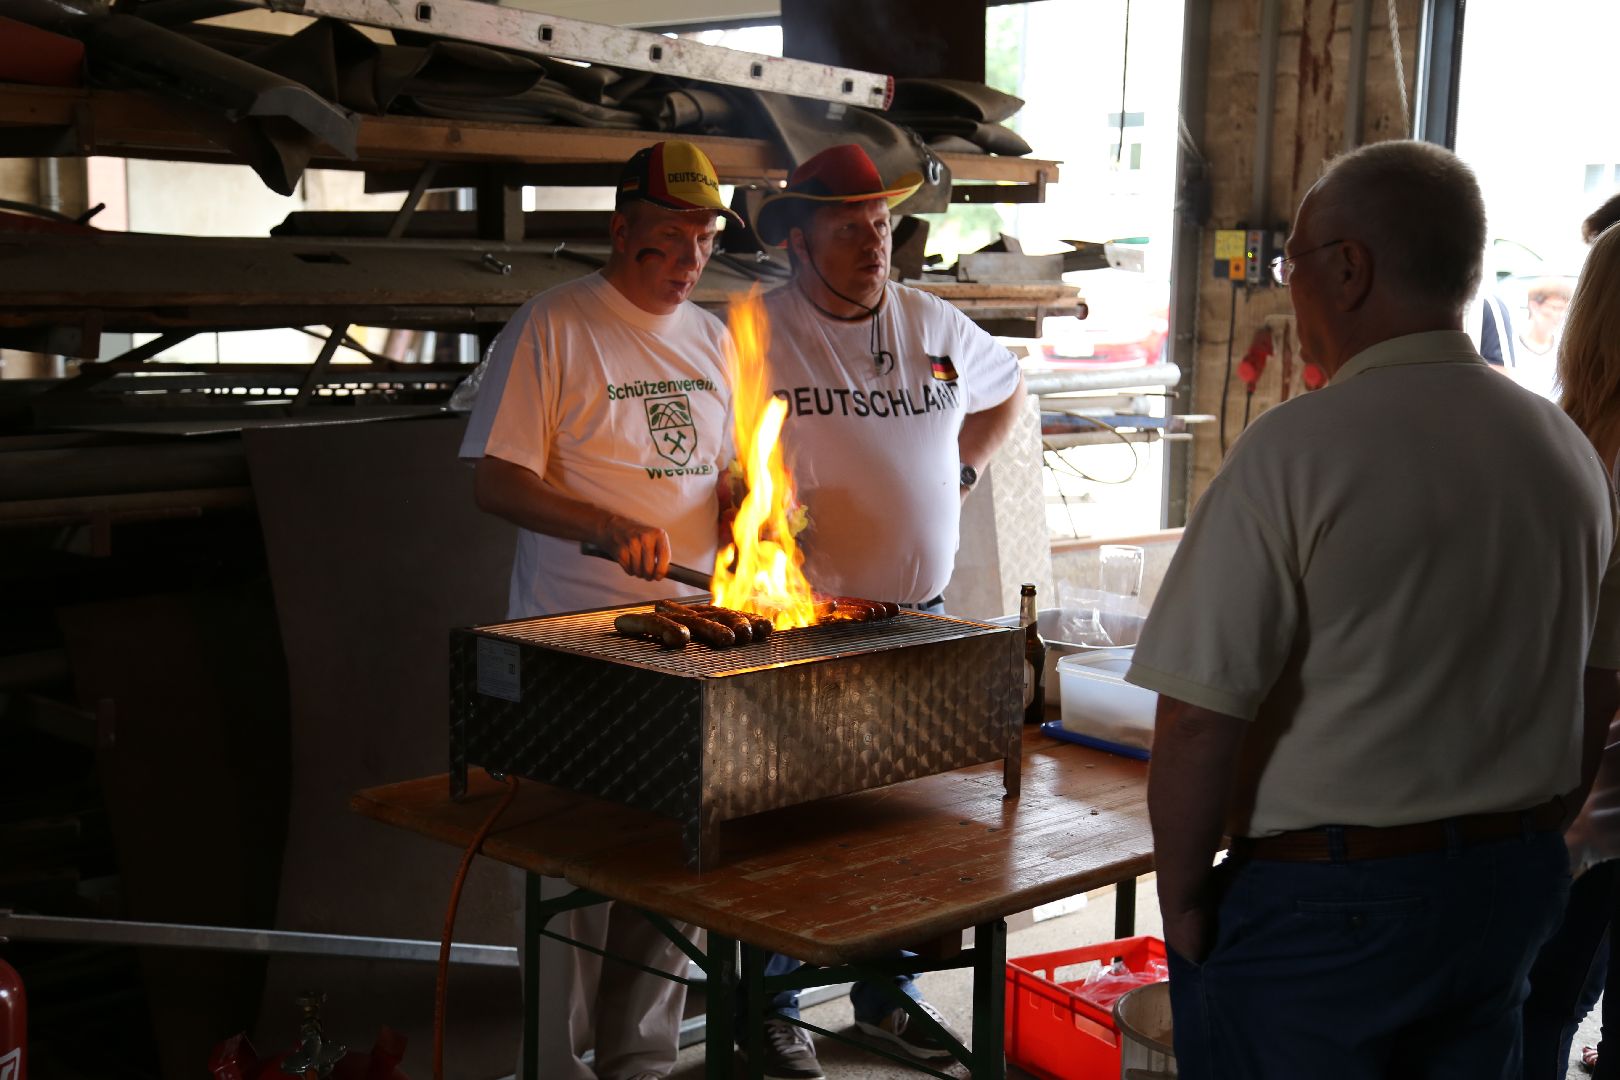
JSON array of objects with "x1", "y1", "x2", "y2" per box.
[{"x1": 711, "y1": 287, "x2": 819, "y2": 629}]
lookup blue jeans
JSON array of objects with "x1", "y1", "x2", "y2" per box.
[
  {"x1": 1168, "y1": 830, "x2": 1570, "y2": 1080},
  {"x1": 738, "y1": 951, "x2": 923, "y2": 1025},
  {"x1": 1522, "y1": 859, "x2": 1620, "y2": 1079}
]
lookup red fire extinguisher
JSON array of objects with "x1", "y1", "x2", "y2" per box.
[{"x1": 0, "y1": 956, "x2": 25, "y2": 1080}]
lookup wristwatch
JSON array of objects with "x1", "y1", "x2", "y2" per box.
[{"x1": 959, "y1": 463, "x2": 979, "y2": 491}]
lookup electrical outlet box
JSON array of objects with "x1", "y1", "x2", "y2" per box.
[{"x1": 1245, "y1": 229, "x2": 1267, "y2": 287}]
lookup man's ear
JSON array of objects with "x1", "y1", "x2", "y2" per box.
[
  {"x1": 609, "y1": 210, "x2": 629, "y2": 255},
  {"x1": 1338, "y1": 238, "x2": 1375, "y2": 312},
  {"x1": 787, "y1": 225, "x2": 807, "y2": 265}
]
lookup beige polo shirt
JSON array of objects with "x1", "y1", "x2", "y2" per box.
[{"x1": 1127, "y1": 331, "x2": 1620, "y2": 837}]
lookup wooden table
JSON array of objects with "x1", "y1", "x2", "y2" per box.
[{"x1": 352, "y1": 729, "x2": 1153, "y2": 1079}]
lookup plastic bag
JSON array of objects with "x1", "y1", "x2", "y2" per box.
[
  {"x1": 446, "y1": 335, "x2": 503, "y2": 413},
  {"x1": 1072, "y1": 955, "x2": 1169, "y2": 1012}
]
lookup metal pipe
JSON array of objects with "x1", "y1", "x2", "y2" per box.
[
  {"x1": 0, "y1": 911, "x2": 516, "y2": 967},
  {"x1": 1344, "y1": 0, "x2": 1372, "y2": 151},
  {"x1": 1164, "y1": 0, "x2": 1212, "y2": 529},
  {"x1": 1251, "y1": 0, "x2": 1282, "y2": 226},
  {"x1": 1024, "y1": 363, "x2": 1180, "y2": 397}
]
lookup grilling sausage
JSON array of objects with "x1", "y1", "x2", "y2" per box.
[
  {"x1": 614, "y1": 612, "x2": 690, "y2": 649},
  {"x1": 653, "y1": 601, "x2": 736, "y2": 648},
  {"x1": 833, "y1": 597, "x2": 893, "y2": 620},
  {"x1": 685, "y1": 605, "x2": 753, "y2": 644},
  {"x1": 719, "y1": 608, "x2": 774, "y2": 639}
]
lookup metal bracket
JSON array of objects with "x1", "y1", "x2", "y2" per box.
[{"x1": 262, "y1": 0, "x2": 894, "y2": 109}]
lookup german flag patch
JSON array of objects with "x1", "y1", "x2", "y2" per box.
[{"x1": 929, "y1": 354, "x2": 959, "y2": 381}]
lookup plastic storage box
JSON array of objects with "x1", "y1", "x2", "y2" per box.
[
  {"x1": 1005, "y1": 936, "x2": 1169, "y2": 1080},
  {"x1": 988, "y1": 607, "x2": 1142, "y2": 707},
  {"x1": 1057, "y1": 653, "x2": 1158, "y2": 757}
]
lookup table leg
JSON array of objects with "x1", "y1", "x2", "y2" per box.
[
  {"x1": 705, "y1": 934, "x2": 738, "y2": 1080},
  {"x1": 522, "y1": 873, "x2": 540, "y2": 1080},
  {"x1": 740, "y1": 943, "x2": 767, "y2": 1080},
  {"x1": 970, "y1": 919, "x2": 1007, "y2": 1080},
  {"x1": 1115, "y1": 876, "x2": 1137, "y2": 938}
]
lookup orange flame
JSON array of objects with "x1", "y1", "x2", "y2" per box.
[{"x1": 711, "y1": 287, "x2": 818, "y2": 629}]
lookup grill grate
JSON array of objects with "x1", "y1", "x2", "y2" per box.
[{"x1": 478, "y1": 602, "x2": 1004, "y2": 678}]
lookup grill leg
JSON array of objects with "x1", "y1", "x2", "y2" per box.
[
  {"x1": 685, "y1": 810, "x2": 724, "y2": 871},
  {"x1": 1002, "y1": 732, "x2": 1022, "y2": 800}
]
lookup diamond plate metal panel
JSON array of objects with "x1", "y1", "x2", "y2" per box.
[{"x1": 449, "y1": 604, "x2": 1022, "y2": 868}]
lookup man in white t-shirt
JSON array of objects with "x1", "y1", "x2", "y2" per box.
[
  {"x1": 727, "y1": 144, "x2": 1026, "y2": 1078},
  {"x1": 459, "y1": 141, "x2": 737, "y2": 1080}
]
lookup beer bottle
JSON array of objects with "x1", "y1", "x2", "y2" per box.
[{"x1": 1020, "y1": 583, "x2": 1047, "y2": 725}]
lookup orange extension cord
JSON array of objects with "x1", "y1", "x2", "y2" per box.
[{"x1": 434, "y1": 773, "x2": 521, "y2": 1080}]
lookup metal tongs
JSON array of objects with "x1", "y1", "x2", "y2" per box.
[{"x1": 578, "y1": 542, "x2": 711, "y2": 589}]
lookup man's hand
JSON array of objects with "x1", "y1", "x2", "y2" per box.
[
  {"x1": 600, "y1": 513, "x2": 671, "y2": 581},
  {"x1": 1160, "y1": 901, "x2": 1214, "y2": 965}
]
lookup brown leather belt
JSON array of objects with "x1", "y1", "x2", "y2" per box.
[{"x1": 1229, "y1": 797, "x2": 1566, "y2": 863}]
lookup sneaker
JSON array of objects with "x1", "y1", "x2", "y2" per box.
[
  {"x1": 853, "y1": 998, "x2": 964, "y2": 1060},
  {"x1": 735, "y1": 1016, "x2": 824, "y2": 1079}
]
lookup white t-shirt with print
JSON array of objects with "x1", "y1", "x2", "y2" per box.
[
  {"x1": 762, "y1": 281, "x2": 1021, "y2": 604},
  {"x1": 460, "y1": 272, "x2": 732, "y2": 618}
]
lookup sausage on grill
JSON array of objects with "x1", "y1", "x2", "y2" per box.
[
  {"x1": 686, "y1": 605, "x2": 753, "y2": 644},
  {"x1": 833, "y1": 597, "x2": 892, "y2": 620},
  {"x1": 654, "y1": 601, "x2": 736, "y2": 648},
  {"x1": 614, "y1": 612, "x2": 691, "y2": 649}
]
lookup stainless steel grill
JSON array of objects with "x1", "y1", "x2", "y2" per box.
[{"x1": 449, "y1": 600, "x2": 1023, "y2": 868}]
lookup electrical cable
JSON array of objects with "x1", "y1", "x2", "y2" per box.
[
  {"x1": 1218, "y1": 283, "x2": 1238, "y2": 454},
  {"x1": 1116, "y1": 0, "x2": 1132, "y2": 166},
  {"x1": 1042, "y1": 415, "x2": 1142, "y2": 485},
  {"x1": 796, "y1": 235, "x2": 894, "y2": 375},
  {"x1": 434, "y1": 772, "x2": 521, "y2": 1080}
]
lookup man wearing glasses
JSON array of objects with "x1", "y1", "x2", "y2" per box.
[{"x1": 1127, "y1": 140, "x2": 1620, "y2": 1078}]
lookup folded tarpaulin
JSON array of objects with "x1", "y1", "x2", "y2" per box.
[
  {"x1": 411, "y1": 87, "x2": 644, "y2": 130},
  {"x1": 884, "y1": 112, "x2": 1032, "y2": 157},
  {"x1": 891, "y1": 77, "x2": 1025, "y2": 124},
  {"x1": 0, "y1": 14, "x2": 84, "y2": 87},
  {"x1": 182, "y1": 21, "x2": 545, "y2": 116},
  {"x1": 78, "y1": 14, "x2": 361, "y2": 195}
]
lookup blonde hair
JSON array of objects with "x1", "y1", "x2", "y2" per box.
[{"x1": 1559, "y1": 225, "x2": 1620, "y2": 465}]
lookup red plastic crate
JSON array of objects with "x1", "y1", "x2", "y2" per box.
[{"x1": 1004, "y1": 935, "x2": 1168, "y2": 1080}]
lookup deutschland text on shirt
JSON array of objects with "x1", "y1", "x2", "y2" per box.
[{"x1": 772, "y1": 382, "x2": 961, "y2": 419}]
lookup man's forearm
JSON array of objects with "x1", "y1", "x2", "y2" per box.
[
  {"x1": 1148, "y1": 695, "x2": 1247, "y2": 959},
  {"x1": 474, "y1": 454, "x2": 674, "y2": 579},
  {"x1": 474, "y1": 455, "x2": 615, "y2": 543},
  {"x1": 957, "y1": 372, "x2": 1028, "y2": 472}
]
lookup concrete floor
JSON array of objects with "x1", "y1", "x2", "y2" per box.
[{"x1": 667, "y1": 877, "x2": 1166, "y2": 1080}]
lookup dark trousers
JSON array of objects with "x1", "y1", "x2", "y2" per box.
[
  {"x1": 1168, "y1": 830, "x2": 1570, "y2": 1080},
  {"x1": 1523, "y1": 859, "x2": 1620, "y2": 1079},
  {"x1": 735, "y1": 950, "x2": 921, "y2": 1027}
]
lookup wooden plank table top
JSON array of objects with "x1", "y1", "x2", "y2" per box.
[{"x1": 352, "y1": 730, "x2": 1152, "y2": 965}]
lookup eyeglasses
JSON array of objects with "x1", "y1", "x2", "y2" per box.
[{"x1": 1270, "y1": 238, "x2": 1345, "y2": 285}]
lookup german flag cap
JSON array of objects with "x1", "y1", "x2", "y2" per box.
[{"x1": 618, "y1": 141, "x2": 741, "y2": 226}]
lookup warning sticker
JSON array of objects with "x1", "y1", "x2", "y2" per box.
[{"x1": 476, "y1": 638, "x2": 521, "y2": 703}]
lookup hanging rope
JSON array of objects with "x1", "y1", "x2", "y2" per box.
[
  {"x1": 1116, "y1": 0, "x2": 1132, "y2": 164},
  {"x1": 1386, "y1": 0, "x2": 1410, "y2": 137}
]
